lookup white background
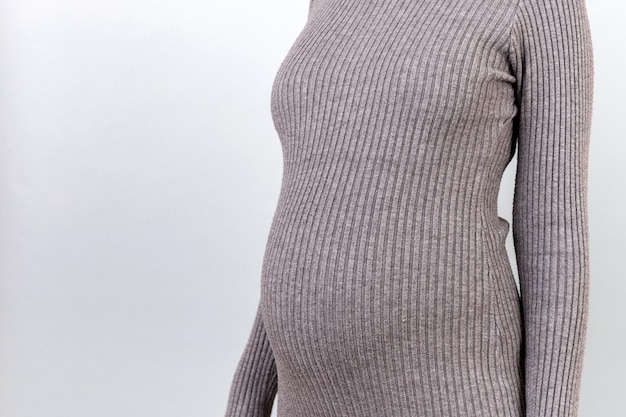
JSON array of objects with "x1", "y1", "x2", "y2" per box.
[{"x1": 0, "y1": 1, "x2": 621, "y2": 416}]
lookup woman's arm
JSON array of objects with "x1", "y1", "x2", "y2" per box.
[
  {"x1": 224, "y1": 300, "x2": 278, "y2": 417},
  {"x1": 509, "y1": 0, "x2": 594, "y2": 415}
]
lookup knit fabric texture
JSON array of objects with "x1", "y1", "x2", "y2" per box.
[{"x1": 224, "y1": 0, "x2": 594, "y2": 415}]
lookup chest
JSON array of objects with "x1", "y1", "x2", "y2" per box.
[{"x1": 270, "y1": 0, "x2": 519, "y2": 158}]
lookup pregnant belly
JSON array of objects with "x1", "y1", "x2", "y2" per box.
[{"x1": 259, "y1": 228, "x2": 491, "y2": 379}]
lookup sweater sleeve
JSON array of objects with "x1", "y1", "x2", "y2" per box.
[
  {"x1": 224, "y1": 300, "x2": 278, "y2": 417},
  {"x1": 508, "y1": 0, "x2": 594, "y2": 416}
]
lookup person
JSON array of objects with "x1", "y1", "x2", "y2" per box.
[{"x1": 224, "y1": 0, "x2": 594, "y2": 415}]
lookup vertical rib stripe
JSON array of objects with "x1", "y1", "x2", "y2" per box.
[{"x1": 224, "y1": 0, "x2": 594, "y2": 415}]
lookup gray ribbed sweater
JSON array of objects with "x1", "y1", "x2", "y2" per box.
[{"x1": 224, "y1": 0, "x2": 594, "y2": 415}]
